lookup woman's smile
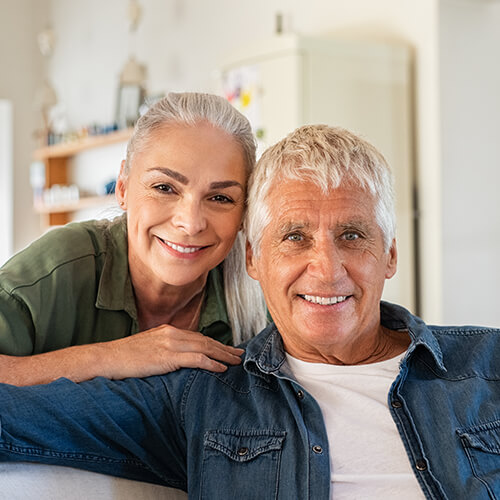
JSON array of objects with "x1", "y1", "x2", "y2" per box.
[{"x1": 156, "y1": 236, "x2": 210, "y2": 259}]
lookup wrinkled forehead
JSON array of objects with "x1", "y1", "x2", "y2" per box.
[
  {"x1": 267, "y1": 177, "x2": 375, "y2": 209},
  {"x1": 263, "y1": 178, "x2": 378, "y2": 229}
]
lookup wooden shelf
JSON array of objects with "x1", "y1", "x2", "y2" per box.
[
  {"x1": 33, "y1": 128, "x2": 132, "y2": 227},
  {"x1": 34, "y1": 194, "x2": 117, "y2": 214},
  {"x1": 34, "y1": 128, "x2": 133, "y2": 160}
]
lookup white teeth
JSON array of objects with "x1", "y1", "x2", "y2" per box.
[
  {"x1": 302, "y1": 295, "x2": 347, "y2": 305},
  {"x1": 164, "y1": 241, "x2": 200, "y2": 254}
]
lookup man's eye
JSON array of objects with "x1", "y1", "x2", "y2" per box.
[
  {"x1": 286, "y1": 233, "x2": 303, "y2": 242},
  {"x1": 343, "y1": 232, "x2": 359, "y2": 241},
  {"x1": 210, "y1": 194, "x2": 233, "y2": 204}
]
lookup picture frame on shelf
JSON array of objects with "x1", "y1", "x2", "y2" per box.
[{"x1": 115, "y1": 84, "x2": 144, "y2": 129}]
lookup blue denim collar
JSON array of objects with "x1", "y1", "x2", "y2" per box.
[
  {"x1": 244, "y1": 301, "x2": 447, "y2": 377},
  {"x1": 243, "y1": 324, "x2": 286, "y2": 380},
  {"x1": 380, "y1": 301, "x2": 446, "y2": 372}
]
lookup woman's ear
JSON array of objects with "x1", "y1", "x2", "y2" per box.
[{"x1": 115, "y1": 160, "x2": 128, "y2": 210}]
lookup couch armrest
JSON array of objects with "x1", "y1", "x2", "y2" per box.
[{"x1": 0, "y1": 463, "x2": 188, "y2": 499}]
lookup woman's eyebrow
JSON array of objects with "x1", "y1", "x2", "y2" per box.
[
  {"x1": 210, "y1": 180, "x2": 244, "y2": 190},
  {"x1": 147, "y1": 168, "x2": 243, "y2": 191},
  {"x1": 149, "y1": 167, "x2": 188, "y2": 184}
]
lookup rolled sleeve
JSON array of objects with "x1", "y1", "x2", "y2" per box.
[{"x1": 0, "y1": 286, "x2": 35, "y2": 355}]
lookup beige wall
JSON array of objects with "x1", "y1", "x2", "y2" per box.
[
  {"x1": 2, "y1": 0, "x2": 499, "y2": 325},
  {"x1": 439, "y1": 0, "x2": 500, "y2": 326},
  {"x1": 0, "y1": 0, "x2": 49, "y2": 252}
]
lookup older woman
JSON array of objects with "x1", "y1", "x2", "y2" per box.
[{"x1": 0, "y1": 92, "x2": 267, "y2": 385}]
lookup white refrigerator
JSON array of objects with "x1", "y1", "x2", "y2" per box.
[
  {"x1": 0, "y1": 100, "x2": 13, "y2": 265},
  {"x1": 220, "y1": 34, "x2": 417, "y2": 313}
]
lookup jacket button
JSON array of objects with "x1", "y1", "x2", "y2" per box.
[
  {"x1": 312, "y1": 445, "x2": 323, "y2": 454},
  {"x1": 237, "y1": 447, "x2": 249, "y2": 456},
  {"x1": 391, "y1": 400, "x2": 402, "y2": 408},
  {"x1": 415, "y1": 459, "x2": 427, "y2": 471},
  {"x1": 297, "y1": 390, "x2": 305, "y2": 400}
]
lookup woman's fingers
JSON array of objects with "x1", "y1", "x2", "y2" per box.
[
  {"x1": 168, "y1": 331, "x2": 244, "y2": 364},
  {"x1": 103, "y1": 325, "x2": 245, "y2": 379},
  {"x1": 171, "y1": 352, "x2": 232, "y2": 373}
]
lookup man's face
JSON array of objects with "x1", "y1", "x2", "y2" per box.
[{"x1": 246, "y1": 179, "x2": 397, "y2": 364}]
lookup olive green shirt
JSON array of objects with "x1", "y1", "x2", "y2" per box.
[{"x1": 0, "y1": 215, "x2": 231, "y2": 356}]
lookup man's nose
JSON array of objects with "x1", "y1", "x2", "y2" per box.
[
  {"x1": 172, "y1": 198, "x2": 207, "y2": 235},
  {"x1": 306, "y1": 238, "x2": 346, "y2": 282}
]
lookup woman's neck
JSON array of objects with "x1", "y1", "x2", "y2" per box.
[{"x1": 130, "y1": 268, "x2": 208, "y2": 331}]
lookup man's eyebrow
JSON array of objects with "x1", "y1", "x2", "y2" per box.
[
  {"x1": 338, "y1": 220, "x2": 372, "y2": 232},
  {"x1": 277, "y1": 221, "x2": 310, "y2": 233},
  {"x1": 149, "y1": 167, "x2": 188, "y2": 184}
]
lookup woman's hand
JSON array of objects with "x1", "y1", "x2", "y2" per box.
[
  {"x1": 0, "y1": 326, "x2": 244, "y2": 386},
  {"x1": 98, "y1": 325, "x2": 244, "y2": 380}
]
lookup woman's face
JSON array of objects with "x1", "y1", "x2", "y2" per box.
[{"x1": 116, "y1": 122, "x2": 247, "y2": 290}]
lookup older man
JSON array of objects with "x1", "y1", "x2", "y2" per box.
[{"x1": 0, "y1": 125, "x2": 499, "y2": 499}]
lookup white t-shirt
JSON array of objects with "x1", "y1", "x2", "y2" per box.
[{"x1": 286, "y1": 353, "x2": 425, "y2": 499}]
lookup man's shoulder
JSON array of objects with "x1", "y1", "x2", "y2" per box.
[
  {"x1": 381, "y1": 301, "x2": 500, "y2": 372},
  {"x1": 420, "y1": 323, "x2": 500, "y2": 378},
  {"x1": 428, "y1": 323, "x2": 500, "y2": 354},
  {"x1": 163, "y1": 326, "x2": 280, "y2": 396},
  {"x1": 428, "y1": 323, "x2": 500, "y2": 336}
]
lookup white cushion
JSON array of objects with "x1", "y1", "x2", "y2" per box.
[{"x1": 0, "y1": 463, "x2": 187, "y2": 499}]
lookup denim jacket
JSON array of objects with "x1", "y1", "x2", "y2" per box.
[{"x1": 0, "y1": 301, "x2": 499, "y2": 499}]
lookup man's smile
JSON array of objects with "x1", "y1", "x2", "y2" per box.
[{"x1": 299, "y1": 294, "x2": 350, "y2": 305}]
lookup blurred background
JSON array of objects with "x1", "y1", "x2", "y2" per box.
[{"x1": 0, "y1": 0, "x2": 499, "y2": 328}]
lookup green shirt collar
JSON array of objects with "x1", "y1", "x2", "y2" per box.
[
  {"x1": 200, "y1": 265, "x2": 229, "y2": 329},
  {"x1": 95, "y1": 215, "x2": 230, "y2": 337},
  {"x1": 95, "y1": 215, "x2": 137, "y2": 320}
]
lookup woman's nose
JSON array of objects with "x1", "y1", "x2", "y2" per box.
[{"x1": 172, "y1": 198, "x2": 207, "y2": 235}]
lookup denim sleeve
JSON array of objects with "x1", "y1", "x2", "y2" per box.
[{"x1": 0, "y1": 375, "x2": 188, "y2": 490}]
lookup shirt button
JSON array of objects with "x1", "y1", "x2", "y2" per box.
[
  {"x1": 391, "y1": 400, "x2": 402, "y2": 409},
  {"x1": 237, "y1": 447, "x2": 249, "y2": 456},
  {"x1": 415, "y1": 459, "x2": 427, "y2": 471},
  {"x1": 312, "y1": 445, "x2": 323, "y2": 454},
  {"x1": 297, "y1": 390, "x2": 305, "y2": 400}
]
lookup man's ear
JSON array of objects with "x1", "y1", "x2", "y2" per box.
[
  {"x1": 385, "y1": 238, "x2": 398, "y2": 279},
  {"x1": 245, "y1": 240, "x2": 259, "y2": 281},
  {"x1": 115, "y1": 160, "x2": 128, "y2": 209}
]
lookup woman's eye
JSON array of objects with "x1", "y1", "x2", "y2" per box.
[
  {"x1": 210, "y1": 194, "x2": 233, "y2": 204},
  {"x1": 154, "y1": 184, "x2": 174, "y2": 193}
]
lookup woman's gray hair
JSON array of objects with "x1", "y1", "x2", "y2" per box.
[
  {"x1": 124, "y1": 92, "x2": 267, "y2": 343},
  {"x1": 245, "y1": 124, "x2": 396, "y2": 255},
  {"x1": 124, "y1": 92, "x2": 256, "y2": 177}
]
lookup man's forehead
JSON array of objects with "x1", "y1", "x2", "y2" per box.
[
  {"x1": 264, "y1": 180, "x2": 377, "y2": 229},
  {"x1": 267, "y1": 182, "x2": 374, "y2": 210},
  {"x1": 267, "y1": 177, "x2": 372, "y2": 199},
  {"x1": 268, "y1": 202, "x2": 377, "y2": 232}
]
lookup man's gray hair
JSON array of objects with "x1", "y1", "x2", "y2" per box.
[
  {"x1": 245, "y1": 124, "x2": 396, "y2": 255},
  {"x1": 123, "y1": 92, "x2": 266, "y2": 343}
]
